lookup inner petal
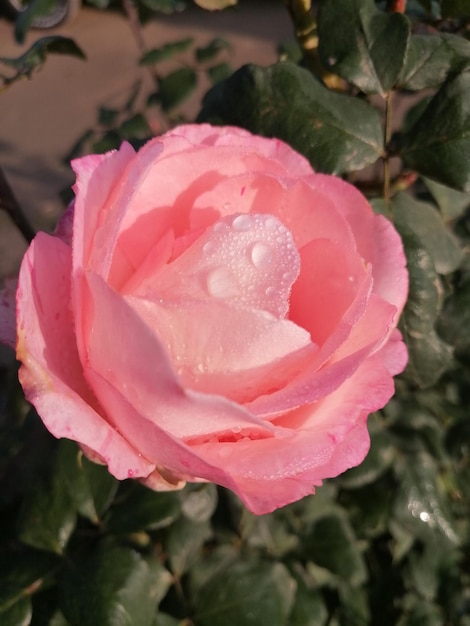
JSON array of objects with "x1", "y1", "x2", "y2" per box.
[{"x1": 154, "y1": 212, "x2": 301, "y2": 319}]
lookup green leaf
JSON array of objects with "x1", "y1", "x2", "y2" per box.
[
  {"x1": 0, "y1": 550, "x2": 59, "y2": 613},
  {"x1": 139, "y1": 38, "x2": 194, "y2": 65},
  {"x1": 304, "y1": 513, "x2": 367, "y2": 585},
  {"x1": 195, "y1": 561, "x2": 295, "y2": 626},
  {"x1": 180, "y1": 484, "x2": 218, "y2": 522},
  {"x1": 398, "y1": 34, "x2": 470, "y2": 90},
  {"x1": 166, "y1": 517, "x2": 212, "y2": 577},
  {"x1": 198, "y1": 62, "x2": 384, "y2": 174},
  {"x1": 158, "y1": 67, "x2": 197, "y2": 111},
  {"x1": 337, "y1": 422, "x2": 396, "y2": 489},
  {"x1": 137, "y1": 0, "x2": 186, "y2": 12},
  {"x1": 317, "y1": 0, "x2": 410, "y2": 94},
  {"x1": 288, "y1": 573, "x2": 328, "y2": 626},
  {"x1": 393, "y1": 453, "x2": 460, "y2": 544},
  {"x1": 441, "y1": 0, "x2": 470, "y2": 17},
  {"x1": 397, "y1": 232, "x2": 453, "y2": 387},
  {"x1": 18, "y1": 470, "x2": 76, "y2": 554},
  {"x1": 56, "y1": 440, "x2": 118, "y2": 525},
  {"x1": 0, "y1": 597, "x2": 31, "y2": 626},
  {"x1": 13, "y1": 0, "x2": 68, "y2": 44},
  {"x1": 60, "y1": 545, "x2": 163, "y2": 626},
  {"x1": 120, "y1": 114, "x2": 151, "y2": 140},
  {"x1": 0, "y1": 37, "x2": 85, "y2": 75},
  {"x1": 437, "y1": 276, "x2": 470, "y2": 362},
  {"x1": 105, "y1": 484, "x2": 181, "y2": 533},
  {"x1": 423, "y1": 176, "x2": 470, "y2": 221},
  {"x1": 195, "y1": 37, "x2": 230, "y2": 63},
  {"x1": 98, "y1": 107, "x2": 119, "y2": 128},
  {"x1": 392, "y1": 192, "x2": 462, "y2": 274},
  {"x1": 400, "y1": 67, "x2": 470, "y2": 192},
  {"x1": 92, "y1": 130, "x2": 121, "y2": 154},
  {"x1": 206, "y1": 62, "x2": 233, "y2": 84},
  {"x1": 193, "y1": 0, "x2": 237, "y2": 8}
]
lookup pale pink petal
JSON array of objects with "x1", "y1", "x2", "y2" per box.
[
  {"x1": 0, "y1": 277, "x2": 18, "y2": 349},
  {"x1": 375, "y1": 328, "x2": 408, "y2": 375},
  {"x1": 289, "y1": 238, "x2": 369, "y2": 344},
  {"x1": 16, "y1": 233, "x2": 154, "y2": 479},
  {"x1": 313, "y1": 174, "x2": 408, "y2": 312},
  {"x1": 129, "y1": 295, "x2": 313, "y2": 405},
  {"x1": 192, "y1": 352, "x2": 394, "y2": 514},
  {"x1": 81, "y1": 271, "x2": 277, "y2": 441},
  {"x1": 135, "y1": 212, "x2": 301, "y2": 318}
]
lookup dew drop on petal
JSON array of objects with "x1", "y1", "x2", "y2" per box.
[
  {"x1": 250, "y1": 241, "x2": 273, "y2": 268},
  {"x1": 206, "y1": 267, "x2": 240, "y2": 298},
  {"x1": 232, "y1": 214, "x2": 253, "y2": 231}
]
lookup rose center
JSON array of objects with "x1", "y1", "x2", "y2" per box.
[{"x1": 176, "y1": 212, "x2": 300, "y2": 318}]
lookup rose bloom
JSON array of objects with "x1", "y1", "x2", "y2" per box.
[{"x1": 8, "y1": 125, "x2": 408, "y2": 514}]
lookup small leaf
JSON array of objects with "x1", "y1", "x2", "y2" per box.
[
  {"x1": 0, "y1": 550, "x2": 59, "y2": 613},
  {"x1": 437, "y1": 276, "x2": 470, "y2": 362},
  {"x1": 98, "y1": 107, "x2": 119, "y2": 127},
  {"x1": 158, "y1": 67, "x2": 197, "y2": 111},
  {"x1": 193, "y1": 0, "x2": 237, "y2": 8},
  {"x1": 60, "y1": 545, "x2": 164, "y2": 626},
  {"x1": 120, "y1": 113, "x2": 151, "y2": 140},
  {"x1": 398, "y1": 33, "x2": 470, "y2": 90},
  {"x1": 392, "y1": 192, "x2": 462, "y2": 274},
  {"x1": 57, "y1": 440, "x2": 118, "y2": 524},
  {"x1": 195, "y1": 38, "x2": 230, "y2": 63},
  {"x1": 139, "y1": 38, "x2": 194, "y2": 65},
  {"x1": 0, "y1": 597, "x2": 31, "y2": 626},
  {"x1": 138, "y1": 0, "x2": 186, "y2": 12},
  {"x1": 337, "y1": 423, "x2": 396, "y2": 488},
  {"x1": 317, "y1": 0, "x2": 410, "y2": 94},
  {"x1": 106, "y1": 484, "x2": 181, "y2": 533},
  {"x1": 180, "y1": 484, "x2": 218, "y2": 522},
  {"x1": 0, "y1": 36, "x2": 85, "y2": 75},
  {"x1": 198, "y1": 62, "x2": 384, "y2": 174},
  {"x1": 166, "y1": 517, "x2": 212, "y2": 577},
  {"x1": 195, "y1": 561, "x2": 295, "y2": 626},
  {"x1": 400, "y1": 67, "x2": 470, "y2": 192},
  {"x1": 422, "y1": 176, "x2": 470, "y2": 221},
  {"x1": 393, "y1": 453, "x2": 460, "y2": 544},
  {"x1": 441, "y1": 0, "x2": 470, "y2": 17},
  {"x1": 398, "y1": 232, "x2": 453, "y2": 388},
  {"x1": 206, "y1": 62, "x2": 233, "y2": 84},
  {"x1": 304, "y1": 512, "x2": 367, "y2": 585},
  {"x1": 18, "y1": 471, "x2": 76, "y2": 554},
  {"x1": 288, "y1": 573, "x2": 328, "y2": 626}
]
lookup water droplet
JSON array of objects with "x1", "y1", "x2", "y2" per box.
[
  {"x1": 196, "y1": 363, "x2": 205, "y2": 373},
  {"x1": 250, "y1": 241, "x2": 273, "y2": 268},
  {"x1": 127, "y1": 469, "x2": 134, "y2": 477},
  {"x1": 203, "y1": 241, "x2": 216, "y2": 255},
  {"x1": 223, "y1": 202, "x2": 231, "y2": 211},
  {"x1": 206, "y1": 267, "x2": 239, "y2": 298},
  {"x1": 265, "y1": 286, "x2": 277, "y2": 297},
  {"x1": 232, "y1": 214, "x2": 252, "y2": 231},
  {"x1": 213, "y1": 222, "x2": 225, "y2": 232}
]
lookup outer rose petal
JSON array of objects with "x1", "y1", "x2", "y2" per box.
[{"x1": 16, "y1": 233, "x2": 155, "y2": 479}]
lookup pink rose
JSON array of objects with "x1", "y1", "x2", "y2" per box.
[{"x1": 10, "y1": 125, "x2": 408, "y2": 514}]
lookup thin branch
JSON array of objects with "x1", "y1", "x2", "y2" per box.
[{"x1": 0, "y1": 166, "x2": 35, "y2": 244}]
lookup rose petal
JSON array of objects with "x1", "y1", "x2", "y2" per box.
[
  {"x1": 16, "y1": 233, "x2": 154, "y2": 479},
  {"x1": 129, "y1": 295, "x2": 313, "y2": 405},
  {"x1": 191, "y1": 352, "x2": 394, "y2": 514},
  {"x1": 81, "y1": 271, "x2": 278, "y2": 441},
  {"x1": 313, "y1": 174, "x2": 408, "y2": 313}
]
